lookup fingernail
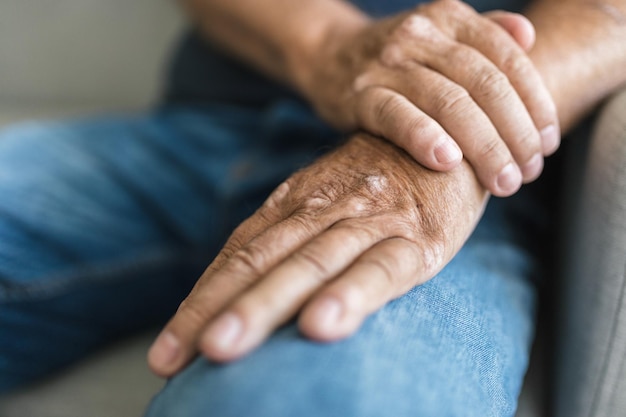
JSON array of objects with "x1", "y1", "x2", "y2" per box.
[
  {"x1": 540, "y1": 124, "x2": 560, "y2": 154},
  {"x1": 148, "y1": 331, "x2": 180, "y2": 369},
  {"x1": 521, "y1": 153, "x2": 544, "y2": 181},
  {"x1": 312, "y1": 297, "x2": 343, "y2": 331},
  {"x1": 496, "y1": 163, "x2": 522, "y2": 195},
  {"x1": 434, "y1": 137, "x2": 462, "y2": 165},
  {"x1": 203, "y1": 313, "x2": 242, "y2": 353}
]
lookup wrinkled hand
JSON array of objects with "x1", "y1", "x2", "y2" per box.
[
  {"x1": 148, "y1": 134, "x2": 488, "y2": 377},
  {"x1": 295, "y1": 0, "x2": 560, "y2": 196}
]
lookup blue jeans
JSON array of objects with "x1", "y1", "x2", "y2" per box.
[{"x1": 0, "y1": 97, "x2": 548, "y2": 415}]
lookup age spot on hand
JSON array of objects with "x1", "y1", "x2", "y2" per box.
[{"x1": 364, "y1": 175, "x2": 389, "y2": 195}]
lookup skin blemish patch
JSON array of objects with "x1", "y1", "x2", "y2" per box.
[{"x1": 364, "y1": 175, "x2": 389, "y2": 195}]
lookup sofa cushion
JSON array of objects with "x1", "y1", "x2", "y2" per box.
[{"x1": 554, "y1": 88, "x2": 626, "y2": 417}]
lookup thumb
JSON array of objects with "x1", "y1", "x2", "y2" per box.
[{"x1": 485, "y1": 11, "x2": 536, "y2": 52}]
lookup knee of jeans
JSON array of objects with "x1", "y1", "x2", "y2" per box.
[
  {"x1": 145, "y1": 354, "x2": 367, "y2": 417},
  {"x1": 144, "y1": 340, "x2": 518, "y2": 417},
  {"x1": 144, "y1": 358, "x2": 515, "y2": 417}
]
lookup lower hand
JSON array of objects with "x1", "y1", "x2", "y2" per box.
[{"x1": 148, "y1": 133, "x2": 488, "y2": 377}]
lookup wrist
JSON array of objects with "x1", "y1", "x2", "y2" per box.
[
  {"x1": 525, "y1": 0, "x2": 626, "y2": 132},
  {"x1": 285, "y1": 3, "x2": 370, "y2": 96}
]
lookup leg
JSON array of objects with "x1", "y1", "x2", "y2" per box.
[
  {"x1": 144, "y1": 172, "x2": 550, "y2": 417},
  {"x1": 0, "y1": 101, "x2": 336, "y2": 392}
]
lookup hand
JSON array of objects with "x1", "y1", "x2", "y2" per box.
[
  {"x1": 293, "y1": 0, "x2": 560, "y2": 197},
  {"x1": 148, "y1": 133, "x2": 488, "y2": 377}
]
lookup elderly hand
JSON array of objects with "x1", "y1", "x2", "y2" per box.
[
  {"x1": 148, "y1": 133, "x2": 488, "y2": 377},
  {"x1": 293, "y1": 0, "x2": 559, "y2": 197}
]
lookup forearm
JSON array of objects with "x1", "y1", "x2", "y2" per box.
[
  {"x1": 526, "y1": 0, "x2": 626, "y2": 132},
  {"x1": 178, "y1": 0, "x2": 369, "y2": 88}
]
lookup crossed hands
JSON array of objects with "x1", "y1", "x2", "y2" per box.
[
  {"x1": 149, "y1": 134, "x2": 488, "y2": 375},
  {"x1": 148, "y1": 0, "x2": 560, "y2": 377},
  {"x1": 298, "y1": 0, "x2": 559, "y2": 197}
]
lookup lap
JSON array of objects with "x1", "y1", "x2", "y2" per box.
[
  {"x1": 145, "y1": 221, "x2": 540, "y2": 417},
  {"x1": 0, "y1": 100, "x2": 549, "y2": 413}
]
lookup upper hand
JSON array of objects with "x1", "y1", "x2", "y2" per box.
[
  {"x1": 148, "y1": 133, "x2": 488, "y2": 377},
  {"x1": 294, "y1": 0, "x2": 560, "y2": 197}
]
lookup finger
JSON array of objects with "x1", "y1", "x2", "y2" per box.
[
  {"x1": 208, "y1": 181, "x2": 291, "y2": 272},
  {"x1": 458, "y1": 12, "x2": 561, "y2": 156},
  {"x1": 426, "y1": 40, "x2": 544, "y2": 182},
  {"x1": 198, "y1": 218, "x2": 390, "y2": 362},
  {"x1": 377, "y1": 65, "x2": 522, "y2": 196},
  {"x1": 354, "y1": 85, "x2": 463, "y2": 171},
  {"x1": 485, "y1": 11, "x2": 535, "y2": 51},
  {"x1": 299, "y1": 237, "x2": 428, "y2": 341},
  {"x1": 148, "y1": 206, "x2": 338, "y2": 377}
]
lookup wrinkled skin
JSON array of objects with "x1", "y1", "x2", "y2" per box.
[
  {"x1": 147, "y1": 0, "x2": 561, "y2": 379},
  {"x1": 295, "y1": 0, "x2": 560, "y2": 196},
  {"x1": 146, "y1": 0, "x2": 626, "y2": 381},
  {"x1": 149, "y1": 134, "x2": 488, "y2": 376}
]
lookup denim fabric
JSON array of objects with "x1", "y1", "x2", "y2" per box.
[
  {"x1": 0, "y1": 97, "x2": 548, "y2": 415},
  {"x1": 0, "y1": 100, "x2": 338, "y2": 392},
  {"x1": 145, "y1": 226, "x2": 540, "y2": 417},
  {"x1": 0, "y1": 0, "x2": 550, "y2": 407}
]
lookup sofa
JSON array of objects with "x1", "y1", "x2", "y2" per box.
[{"x1": 0, "y1": 1, "x2": 624, "y2": 416}]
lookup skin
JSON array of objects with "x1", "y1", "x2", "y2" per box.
[
  {"x1": 148, "y1": 0, "x2": 626, "y2": 377},
  {"x1": 180, "y1": 0, "x2": 559, "y2": 196}
]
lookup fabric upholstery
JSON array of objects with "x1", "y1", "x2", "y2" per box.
[{"x1": 554, "y1": 87, "x2": 626, "y2": 417}]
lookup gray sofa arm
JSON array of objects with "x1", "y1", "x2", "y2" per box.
[{"x1": 554, "y1": 87, "x2": 626, "y2": 417}]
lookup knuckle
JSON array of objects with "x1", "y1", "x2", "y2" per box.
[
  {"x1": 361, "y1": 257, "x2": 398, "y2": 287},
  {"x1": 472, "y1": 69, "x2": 511, "y2": 103},
  {"x1": 176, "y1": 298, "x2": 211, "y2": 326},
  {"x1": 263, "y1": 181, "x2": 291, "y2": 210},
  {"x1": 432, "y1": 87, "x2": 471, "y2": 115},
  {"x1": 514, "y1": 128, "x2": 540, "y2": 151},
  {"x1": 415, "y1": 241, "x2": 446, "y2": 279},
  {"x1": 217, "y1": 243, "x2": 239, "y2": 266},
  {"x1": 226, "y1": 230, "x2": 247, "y2": 253},
  {"x1": 291, "y1": 249, "x2": 332, "y2": 281},
  {"x1": 422, "y1": 238, "x2": 445, "y2": 267},
  {"x1": 478, "y1": 137, "x2": 505, "y2": 159},
  {"x1": 390, "y1": 217, "x2": 422, "y2": 241},
  {"x1": 380, "y1": 43, "x2": 406, "y2": 67},
  {"x1": 432, "y1": 0, "x2": 472, "y2": 18},
  {"x1": 286, "y1": 212, "x2": 320, "y2": 238},
  {"x1": 338, "y1": 195, "x2": 371, "y2": 217},
  {"x1": 374, "y1": 93, "x2": 404, "y2": 126},
  {"x1": 384, "y1": 15, "x2": 440, "y2": 68},
  {"x1": 395, "y1": 13, "x2": 434, "y2": 39},
  {"x1": 396, "y1": 232, "x2": 446, "y2": 282},
  {"x1": 395, "y1": 112, "x2": 435, "y2": 148},
  {"x1": 361, "y1": 174, "x2": 391, "y2": 198},
  {"x1": 447, "y1": 44, "x2": 473, "y2": 67},
  {"x1": 231, "y1": 244, "x2": 268, "y2": 277},
  {"x1": 354, "y1": 174, "x2": 406, "y2": 213},
  {"x1": 500, "y1": 52, "x2": 531, "y2": 78},
  {"x1": 352, "y1": 72, "x2": 376, "y2": 93},
  {"x1": 299, "y1": 182, "x2": 342, "y2": 212},
  {"x1": 410, "y1": 115, "x2": 446, "y2": 148}
]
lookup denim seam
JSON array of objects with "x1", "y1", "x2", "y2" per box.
[{"x1": 0, "y1": 246, "x2": 207, "y2": 303}]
